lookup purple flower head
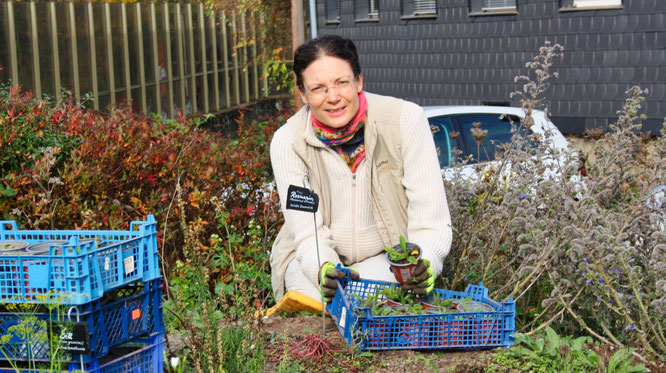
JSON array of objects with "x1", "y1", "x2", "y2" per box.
[
  {"x1": 554, "y1": 218, "x2": 559, "y2": 222},
  {"x1": 628, "y1": 295, "x2": 633, "y2": 300},
  {"x1": 583, "y1": 257, "x2": 588, "y2": 262},
  {"x1": 599, "y1": 278, "x2": 604, "y2": 284},
  {"x1": 519, "y1": 193, "x2": 527, "y2": 200},
  {"x1": 586, "y1": 280, "x2": 591, "y2": 285}
]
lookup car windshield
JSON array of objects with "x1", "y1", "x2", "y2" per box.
[{"x1": 429, "y1": 113, "x2": 533, "y2": 168}]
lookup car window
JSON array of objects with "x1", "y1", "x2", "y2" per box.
[
  {"x1": 429, "y1": 116, "x2": 454, "y2": 167},
  {"x1": 428, "y1": 113, "x2": 528, "y2": 168},
  {"x1": 457, "y1": 114, "x2": 520, "y2": 163}
]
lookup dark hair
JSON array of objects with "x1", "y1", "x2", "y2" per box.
[{"x1": 293, "y1": 35, "x2": 361, "y2": 91}]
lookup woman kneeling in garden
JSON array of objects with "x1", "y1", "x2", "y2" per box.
[{"x1": 270, "y1": 35, "x2": 453, "y2": 303}]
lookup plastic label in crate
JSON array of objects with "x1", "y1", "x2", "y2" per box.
[
  {"x1": 123, "y1": 256, "x2": 135, "y2": 274},
  {"x1": 49, "y1": 322, "x2": 91, "y2": 355}
]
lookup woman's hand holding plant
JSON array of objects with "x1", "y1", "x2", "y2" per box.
[{"x1": 402, "y1": 259, "x2": 435, "y2": 294}]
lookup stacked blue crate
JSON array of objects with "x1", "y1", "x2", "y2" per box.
[{"x1": 0, "y1": 215, "x2": 165, "y2": 372}]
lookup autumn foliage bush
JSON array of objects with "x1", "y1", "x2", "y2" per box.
[{"x1": 0, "y1": 83, "x2": 285, "y2": 297}]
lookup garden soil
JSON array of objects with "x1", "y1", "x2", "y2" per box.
[{"x1": 259, "y1": 314, "x2": 665, "y2": 373}]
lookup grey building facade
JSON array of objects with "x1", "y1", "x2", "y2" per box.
[{"x1": 314, "y1": 0, "x2": 665, "y2": 134}]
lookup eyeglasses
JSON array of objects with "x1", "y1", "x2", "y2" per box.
[{"x1": 304, "y1": 78, "x2": 355, "y2": 99}]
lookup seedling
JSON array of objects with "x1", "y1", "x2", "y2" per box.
[{"x1": 384, "y1": 236, "x2": 420, "y2": 265}]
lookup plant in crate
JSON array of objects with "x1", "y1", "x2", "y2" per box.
[{"x1": 385, "y1": 236, "x2": 422, "y2": 284}]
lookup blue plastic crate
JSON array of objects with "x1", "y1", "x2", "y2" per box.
[
  {"x1": 0, "y1": 215, "x2": 160, "y2": 304},
  {"x1": 0, "y1": 279, "x2": 164, "y2": 363},
  {"x1": 0, "y1": 334, "x2": 164, "y2": 373},
  {"x1": 326, "y1": 270, "x2": 515, "y2": 351}
]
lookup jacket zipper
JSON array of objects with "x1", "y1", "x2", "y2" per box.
[{"x1": 351, "y1": 173, "x2": 357, "y2": 263}]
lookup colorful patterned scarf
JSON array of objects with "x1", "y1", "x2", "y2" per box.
[{"x1": 311, "y1": 92, "x2": 368, "y2": 173}]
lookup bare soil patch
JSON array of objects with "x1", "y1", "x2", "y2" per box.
[{"x1": 260, "y1": 314, "x2": 666, "y2": 373}]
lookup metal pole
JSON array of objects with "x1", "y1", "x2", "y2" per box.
[
  {"x1": 308, "y1": 0, "x2": 317, "y2": 39},
  {"x1": 303, "y1": 175, "x2": 325, "y2": 336}
]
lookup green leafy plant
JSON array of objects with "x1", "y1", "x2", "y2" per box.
[
  {"x1": 606, "y1": 348, "x2": 649, "y2": 373},
  {"x1": 496, "y1": 327, "x2": 648, "y2": 373},
  {"x1": 0, "y1": 302, "x2": 72, "y2": 372},
  {"x1": 497, "y1": 327, "x2": 601, "y2": 372},
  {"x1": 426, "y1": 293, "x2": 456, "y2": 312},
  {"x1": 384, "y1": 235, "x2": 420, "y2": 265}
]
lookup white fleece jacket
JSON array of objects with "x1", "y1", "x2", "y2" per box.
[{"x1": 270, "y1": 93, "x2": 453, "y2": 289}]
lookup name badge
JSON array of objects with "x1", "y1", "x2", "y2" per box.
[{"x1": 286, "y1": 185, "x2": 319, "y2": 213}]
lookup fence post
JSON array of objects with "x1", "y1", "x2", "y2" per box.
[
  {"x1": 163, "y1": 3, "x2": 174, "y2": 118},
  {"x1": 240, "y1": 10, "x2": 250, "y2": 103},
  {"x1": 175, "y1": 3, "x2": 186, "y2": 112},
  {"x1": 231, "y1": 11, "x2": 240, "y2": 106},
  {"x1": 49, "y1": 2, "x2": 61, "y2": 100},
  {"x1": 87, "y1": 2, "x2": 99, "y2": 110},
  {"x1": 6, "y1": 2, "x2": 18, "y2": 84},
  {"x1": 252, "y1": 13, "x2": 259, "y2": 100},
  {"x1": 121, "y1": 3, "x2": 131, "y2": 102},
  {"x1": 186, "y1": 3, "x2": 196, "y2": 113},
  {"x1": 103, "y1": 2, "x2": 115, "y2": 105},
  {"x1": 150, "y1": 2, "x2": 161, "y2": 116},
  {"x1": 198, "y1": 3, "x2": 208, "y2": 113},
  {"x1": 29, "y1": 1, "x2": 41, "y2": 98},
  {"x1": 221, "y1": 11, "x2": 231, "y2": 108},
  {"x1": 260, "y1": 12, "x2": 268, "y2": 98},
  {"x1": 135, "y1": 3, "x2": 147, "y2": 114},
  {"x1": 68, "y1": 2, "x2": 80, "y2": 100},
  {"x1": 210, "y1": 10, "x2": 220, "y2": 111}
]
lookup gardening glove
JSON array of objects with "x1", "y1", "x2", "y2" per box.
[
  {"x1": 318, "y1": 262, "x2": 360, "y2": 303},
  {"x1": 402, "y1": 259, "x2": 435, "y2": 295}
]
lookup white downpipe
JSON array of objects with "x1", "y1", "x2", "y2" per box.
[{"x1": 308, "y1": 0, "x2": 317, "y2": 38}]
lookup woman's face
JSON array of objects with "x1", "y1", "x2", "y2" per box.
[{"x1": 299, "y1": 56, "x2": 364, "y2": 129}]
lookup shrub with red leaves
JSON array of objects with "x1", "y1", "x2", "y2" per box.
[{"x1": 1, "y1": 84, "x2": 289, "y2": 285}]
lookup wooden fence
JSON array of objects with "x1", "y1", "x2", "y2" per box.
[{"x1": 0, "y1": 1, "x2": 282, "y2": 118}]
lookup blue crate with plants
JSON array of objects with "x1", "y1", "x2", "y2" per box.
[
  {"x1": 326, "y1": 266, "x2": 515, "y2": 351},
  {"x1": 0, "y1": 279, "x2": 164, "y2": 363},
  {"x1": 0, "y1": 215, "x2": 160, "y2": 305},
  {"x1": 0, "y1": 334, "x2": 164, "y2": 373}
]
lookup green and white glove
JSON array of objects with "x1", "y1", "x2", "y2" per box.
[
  {"x1": 318, "y1": 262, "x2": 360, "y2": 302},
  {"x1": 402, "y1": 258, "x2": 435, "y2": 295}
]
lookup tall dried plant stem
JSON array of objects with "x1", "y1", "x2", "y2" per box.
[
  {"x1": 482, "y1": 218, "x2": 511, "y2": 282},
  {"x1": 451, "y1": 156, "x2": 513, "y2": 289},
  {"x1": 546, "y1": 273, "x2": 652, "y2": 365},
  {"x1": 622, "y1": 261, "x2": 666, "y2": 353},
  {"x1": 547, "y1": 273, "x2": 615, "y2": 346},
  {"x1": 594, "y1": 261, "x2": 656, "y2": 353},
  {"x1": 523, "y1": 286, "x2": 585, "y2": 335},
  {"x1": 161, "y1": 172, "x2": 183, "y2": 300},
  {"x1": 507, "y1": 238, "x2": 560, "y2": 299}
]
